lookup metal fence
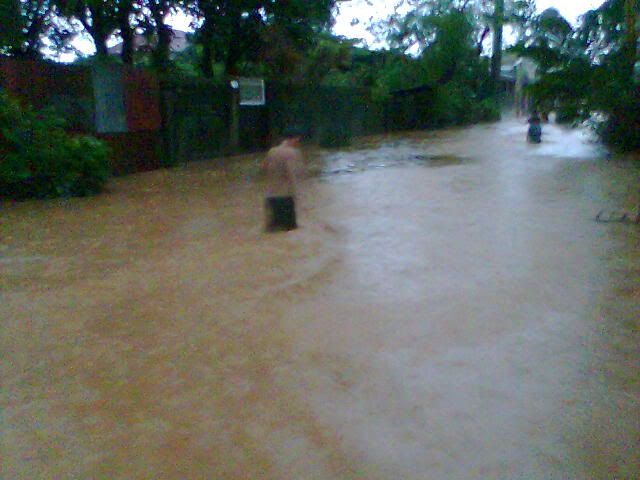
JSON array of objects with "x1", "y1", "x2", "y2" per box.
[{"x1": 1, "y1": 59, "x2": 436, "y2": 174}]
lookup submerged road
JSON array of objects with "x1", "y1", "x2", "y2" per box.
[{"x1": 2, "y1": 116, "x2": 639, "y2": 479}]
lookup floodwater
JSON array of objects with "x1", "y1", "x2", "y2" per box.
[{"x1": 2, "y1": 116, "x2": 639, "y2": 479}]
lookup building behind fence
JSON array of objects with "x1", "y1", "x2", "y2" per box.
[{"x1": 1, "y1": 58, "x2": 434, "y2": 175}]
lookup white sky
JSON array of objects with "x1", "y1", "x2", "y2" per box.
[{"x1": 333, "y1": 0, "x2": 607, "y2": 48}]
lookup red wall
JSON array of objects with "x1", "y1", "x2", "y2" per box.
[{"x1": 0, "y1": 58, "x2": 163, "y2": 174}]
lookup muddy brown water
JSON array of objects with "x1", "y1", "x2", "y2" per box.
[{"x1": 2, "y1": 117, "x2": 639, "y2": 479}]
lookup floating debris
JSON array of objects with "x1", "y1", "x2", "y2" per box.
[
  {"x1": 411, "y1": 154, "x2": 468, "y2": 167},
  {"x1": 320, "y1": 153, "x2": 471, "y2": 177},
  {"x1": 595, "y1": 210, "x2": 640, "y2": 224}
]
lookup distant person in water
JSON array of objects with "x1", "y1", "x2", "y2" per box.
[
  {"x1": 262, "y1": 127, "x2": 304, "y2": 232},
  {"x1": 527, "y1": 112, "x2": 542, "y2": 143}
]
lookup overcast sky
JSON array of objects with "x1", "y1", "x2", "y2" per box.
[{"x1": 333, "y1": 0, "x2": 607, "y2": 47}]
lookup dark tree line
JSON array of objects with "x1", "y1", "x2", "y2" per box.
[
  {"x1": 1, "y1": 0, "x2": 337, "y2": 76},
  {"x1": 2, "y1": 0, "x2": 638, "y2": 149}
]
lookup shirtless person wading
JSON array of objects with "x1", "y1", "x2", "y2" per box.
[{"x1": 262, "y1": 127, "x2": 304, "y2": 232}]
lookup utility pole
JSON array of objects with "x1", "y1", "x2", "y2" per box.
[
  {"x1": 229, "y1": 80, "x2": 240, "y2": 153},
  {"x1": 491, "y1": 0, "x2": 505, "y2": 96}
]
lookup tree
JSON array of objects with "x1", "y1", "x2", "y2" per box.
[
  {"x1": 376, "y1": 3, "x2": 499, "y2": 125},
  {"x1": 5, "y1": 0, "x2": 58, "y2": 58},
  {"x1": 506, "y1": 0, "x2": 537, "y2": 42},
  {"x1": 0, "y1": 0, "x2": 22, "y2": 54},
  {"x1": 371, "y1": 0, "x2": 535, "y2": 57},
  {"x1": 192, "y1": 0, "x2": 335, "y2": 77},
  {"x1": 621, "y1": 0, "x2": 638, "y2": 80},
  {"x1": 582, "y1": 0, "x2": 639, "y2": 149},
  {"x1": 380, "y1": 1, "x2": 493, "y2": 89},
  {"x1": 58, "y1": 0, "x2": 120, "y2": 56},
  {"x1": 292, "y1": 33, "x2": 387, "y2": 88},
  {"x1": 115, "y1": 0, "x2": 138, "y2": 64},
  {"x1": 515, "y1": 0, "x2": 640, "y2": 150},
  {"x1": 140, "y1": 0, "x2": 179, "y2": 71},
  {"x1": 514, "y1": 8, "x2": 574, "y2": 70}
]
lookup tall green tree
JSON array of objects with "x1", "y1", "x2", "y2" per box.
[
  {"x1": 621, "y1": 0, "x2": 638, "y2": 80},
  {"x1": 192, "y1": 0, "x2": 335, "y2": 77},
  {"x1": 5, "y1": 0, "x2": 58, "y2": 58},
  {"x1": 516, "y1": 0, "x2": 640, "y2": 150},
  {"x1": 115, "y1": 0, "x2": 138, "y2": 64},
  {"x1": 58, "y1": 0, "x2": 120, "y2": 56},
  {"x1": 377, "y1": 3, "x2": 500, "y2": 125},
  {"x1": 373, "y1": 0, "x2": 536, "y2": 57},
  {"x1": 0, "y1": 0, "x2": 22, "y2": 54},
  {"x1": 140, "y1": 0, "x2": 179, "y2": 71}
]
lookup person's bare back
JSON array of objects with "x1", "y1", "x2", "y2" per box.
[
  {"x1": 262, "y1": 129, "x2": 304, "y2": 231},
  {"x1": 263, "y1": 142, "x2": 301, "y2": 198}
]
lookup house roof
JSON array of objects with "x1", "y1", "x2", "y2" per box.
[
  {"x1": 107, "y1": 30, "x2": 190, "y2": 56},
  {"x1": 501, "y1": 54, "x2": 538, "y2": 83}
]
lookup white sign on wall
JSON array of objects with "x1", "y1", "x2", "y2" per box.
[{"x1": 237, "y1": 78, "x2": 265, "y2": 106}]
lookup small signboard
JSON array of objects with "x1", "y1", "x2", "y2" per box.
[{"x1": 237, "y1": 77, "x2": 265, "y2": 106}]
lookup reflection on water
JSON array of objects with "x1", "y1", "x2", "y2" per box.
[{"x1": 1, "y1": 116, "x2": 639, "y2": 479}]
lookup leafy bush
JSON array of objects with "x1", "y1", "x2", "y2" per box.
[
  {"x1": 429, "y1": 84, "x2": 466, "y2": 127},
  {"x1": 473, "y1": 98, "x2": 501, "y2": 123},
  {"x1": 593, "y1": 83, "x2": 640, "y2": 151},
  {"x1": 428, "y1": 84, "x2": 499, "y2": 127},
  {"x1": 0, "y1": 92, "x2": 110, "y2": 199}
]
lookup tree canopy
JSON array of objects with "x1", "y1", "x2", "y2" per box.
[
  {"x1": 191, "y1": 0, "x2": 336, "y2": 76},
  {"x1": 2, "y1": 0, "x2": 638, "y2": 150},
  {"x1": 513, "y1": 0, "x2": 639, "y2": 150},
  {"x1": 3, "y1": 0, "x2": 336, "y2": 73},
  {"x1": 0, "y1": 1, "x2": 22, "y2": 54}
]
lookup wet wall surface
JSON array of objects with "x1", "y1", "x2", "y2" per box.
[{"x1": 1, "y1": 117, "x2": 639, "y2": 479}]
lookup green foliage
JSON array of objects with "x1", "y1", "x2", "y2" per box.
[
  {"x1": 377, "y1": 10, "x2": 480, "y2": 91},
  {"x1": 593, "y1": 84, "x2": 640, "y2": 151},
  {"x1": 515, "y1": 1, "x2": 639, "y2": 150},
  {"x1": 473, "y1": 97, "x2": 501, "y2": 122},
  {"x1": 373, "y1": 5, "x2": 497, "y2": 127},
  {"x1": 0, "y1": 0, "x2": 21, "y2": 54},
  {"x1": 0, "y1": 93, "x2": 110, "y2": 199},
  {"x1": 60, "y1": 0, "x2": 128, "y2": 57},
  {"x1": 193, "y1": 0, "x2": 336, "y2": 77},
  {"x1": 2, "y1": 0, "x2": 57, "y2": 58},
  {"x1": 291, "y1": 34, "x2": 387, "y2": 88},
  {"x1": 428, "y1": 84, "x2": 498, "y2": 127},
  {"x1": 431, "y1": 84, "x2": 472, "y2": 125}
]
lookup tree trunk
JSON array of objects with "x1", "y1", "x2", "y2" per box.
[
  {"x1": 1, "y1": 0, "x2": 22, "y2": 52},
  {"x1": 89, "y1": 5, "x2": 110, "y2": 57},
  {"x1": 477, "y1": 26, "x2": 491, "y2": 56},
  {"x1": 224, "y1": 19, "x2": 243, "y2": 77},
  {"x1": 154, "y1": 23, "x2": 172, "y2": 72},
  {"x1": 622, "y1": 0, "x2": 638, "y2": 80},
  {"x1": 120, "y1": 27, "x2": 134, "y2": 64},
  {"x1": 94, "y1": 37, "x2": 109, "y2": 57},
  {"x1": 119, "y1": 6, "x2": 135, "y2": 65},
  {"x1": 202, "y1": 41, "x2": 214, "y2": 77},
  {"x1": 490, "y1": 0, "x2": 504, "y2": 95},
  {"x1": 23, "y1": 19, "x2": 43, "y2": 58},
  {"x1": 20, "y1": 2, "x2": 50, "y2": 59}
]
